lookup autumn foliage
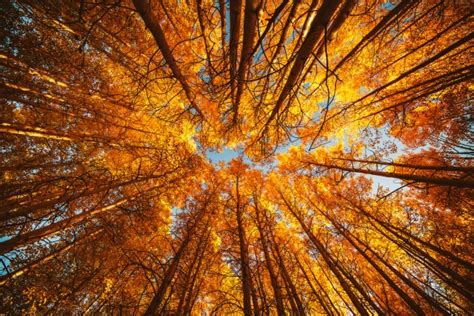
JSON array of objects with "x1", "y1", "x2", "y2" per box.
[{"x1": 0, "y1": 0, "x2": 473, "y2": 314}]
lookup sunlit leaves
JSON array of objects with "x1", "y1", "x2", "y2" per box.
[{"x1": 1, "y1": 0, "x2": 473, "y2": 314}]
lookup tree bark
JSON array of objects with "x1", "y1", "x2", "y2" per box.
[
  {"x1": 305, "y1": 160, "x2": 474, "y2": 188},
  {"x1": 132, "y1": 0, "x2": 203, "y2": 117}
]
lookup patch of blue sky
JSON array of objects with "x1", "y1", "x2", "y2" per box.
[
  {"x1": 359, "y1": 86, "x2": 369, "y2": 94},
  {"x1": 202, "y1": 150, "x2": 398, "y2": 199},
  {"x1": 286, "y1": 29, "x2": 298, "y2": 45},
  {"x1": 289, "y1": 120, "x2": 411, "y2": 193},
  {"x1": 198, "y1": 66, "x2": 211, "y2": 83},
  {"x1": 381, "y1": 2, "x2": 396, "y2": 10},
  {"x1": 206, "y1": 146, "x2": 262, "y2": 171},
  {"x1": 358, "y1": 123, "x2": 419, "y2": 193},
  {"x1": 206, "y1": 147, "x2": 242, "y2": 164},
  {"x1": 254, "y1": 46, "x2": 265, "y2": 64},
  {"x1": 368, "y1": 174, "x2": 402, "y2": 193},
  {"x1": 20, "y1": 15, "x2": 33, "y2": 25},
  {"x1": 170, "y1": 206, "x2": 184, "y2": 237},
  {"x1": 203, "y1": 111, "x2": 409, "y2": 195},
  {"x1": 0, "y1": 254, "x2": 14, "y2": 276},
  {"x1": 225, "y1": 2, "x2": 231, "y2": 42},
  {"x1": 0, "y1": 234, "x2": 63, "y2": 276}
]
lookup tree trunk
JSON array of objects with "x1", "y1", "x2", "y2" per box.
[{"x1": 132, "y1": 0, "x2": 203, "y2": 117}]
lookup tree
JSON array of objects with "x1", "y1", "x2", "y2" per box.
[{"x1": 1, "y1": 0, "x2": 472, "y2": 314}]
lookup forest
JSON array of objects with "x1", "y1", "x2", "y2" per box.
[{"x1": 0, "y1": 0, "x2": 473, "y2": 314}]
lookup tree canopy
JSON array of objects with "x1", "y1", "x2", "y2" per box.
[{"x1": 1, "y1": 0, "x2": 473, "y2": 314}]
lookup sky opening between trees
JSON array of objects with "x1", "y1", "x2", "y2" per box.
[{"x1": 0, "y1": 0, "x2": 473, "y2": 314}]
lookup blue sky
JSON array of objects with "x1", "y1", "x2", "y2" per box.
[
  {"x1": 205, "y1": 145, "x2": 402, "y2": 193},
  {"x1": 206, "y1": 147, "x2": 242, "y2": 164}
]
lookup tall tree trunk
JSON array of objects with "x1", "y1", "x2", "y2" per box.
[
  {"x1": 278, "y1": 191, "x2": 370, "y2": 315},
  {"x1": 268, "y1": 228, "x2": 305, "y2": 315},
  {"x1": 235, "y1": 176, "x2": 254, "y2": 316},
  {"x1": 265, "y1": 0, "x2": 341, "y2": 128},
  {"x1": 0, "y1": 228, "x2": 103, "y2": 286},
  {"x1": 0, "y1": 198, "x2": 128, "y2": 255},
  {"x1": 254, "y1": 202, "x2": 285, "y2": 316},
  {"x1": 305, "y1": 160, "x2": 474, "y2": 188},
  {"x1": 132, "y1": 0, "x2": 203, "y2": 117},
  {"x1": 229, "y1": 0, "x2": 243, "y2": 103},
  {"x1": 233, "y1": 0, "x2": 261, "y2": 123}
]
